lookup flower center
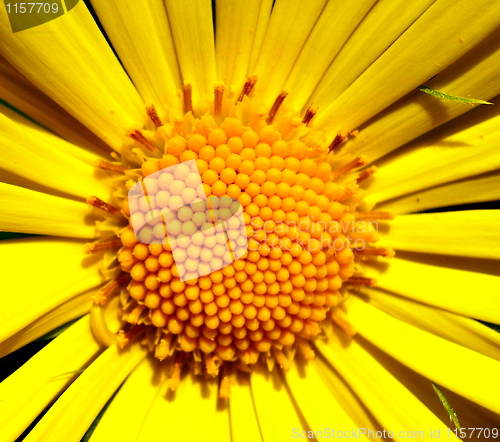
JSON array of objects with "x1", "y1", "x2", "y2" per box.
[{"x1": 87, "y1": 81, "x2": 391, "y2": 387}]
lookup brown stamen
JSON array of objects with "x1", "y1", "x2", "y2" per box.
[
  {"x1": 84, "y1": 239, "x2": 122, "y2": 254},
  {"x1": 155, "y1": 336, "x2": 170, "y2": 361},
  {"x1": 332, "y1": 157, "x2": 368, "y2": 178},
  {"x1": 86, "y1": 196, "x2": 120, "y2": 215},
  {"x1": 266, "y1": 92, "x2": 288, "y2": 125},
  {"x1": 117, "y1": 323, "x2": 147, "y2": 348},
  {"x1": 295, "y1": 337, "x2": 315, "y2": 360},
  {"x1": 354, "y1": 246, "x2": 395, "y2": 258},
  {"x1": 95, "y1": 159, "x2": 129, "y2": 174},
  {"x1": 356, "y1": 166, "x2": 378, "y2": 183},
  {"x1": 127, "y1": 129, "x2": 156, "y2": 152},
  {"x1": 146, "y1": 105, "x2": 163, "y2": 127},
  {"x1": 205, "y1": 354, "x2": 222, "y2": 376},
  {"x1": 345, "y1": 277, "x2": 377, "y2": 287},
  {"x1": 328, "y1": 133, "x2": 346, "y2": 154},
  {"x1": 183, "y1": 83, "x2": 193, "y2": 114},
  {"x1": 302, "y1": 106, "x2": 317, "y2": 125},
  {"x1": 272, "y1": 348, "x2": 292, "y2": 371},
  {"x1": 167, "y1": 352, "x2": 186, "y2": 391},
  {"x1": 91, "y1": 274, "x2": 130, "y2": 305},
  {"x1": 237, "y1": 75, "x2": 258, "y2": 102},
  {"x1": 355, "y1": 211, "x2": 394, "y2": 221},
  {"x1": 214, "y1": 84, "x2": 224, "y2": 117},
  {"x1": 348, "y1": 231, "x2": 379, "y2": 243},
  {"x1": 219, "y1": 365, "x2": 230, "y2": 399},
  {"x1": 330, "y1": 310, "x2": 356, "y2": 336}
]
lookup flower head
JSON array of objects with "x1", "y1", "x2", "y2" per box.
[{"x1": 1, "y1": 0, "x2": 500, "y2": 440}]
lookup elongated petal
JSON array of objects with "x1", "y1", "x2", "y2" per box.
[
  {"x1": 345, "y1": 296, "x2": 500, "y2": 414},
  {"x1": 316, "y1": 334, "x2": 459, "y2": 436},
  {"x1": 247, "y1": 0, "x2": 273, "y2": 75},
  {"x1": 0, "y1": 316, "x2": 103, "y2": 441},
  {"x1": 341, "y1": 27, "x2": 500, "y2": 162},
  {"x1": 215, "y1": 0, "x2": 262, "y2": 96},
  {"x1": 90, "y1": 0, "x2": 181, "y2": 116},
  {"x1": 0, "y1": 2, "x2": 145, "y2": 151},
  {"x1": 284, "y1": 359, "x2": 367, "y2": 433},
  {"x1": 88, "y1": 358, "x2": 162, "y2": 442},
  {"x1": 378, "y1": 211, "x2": 500, "y2": 259},
  {"x1": 363, "y1": 287, "x2": 500, "y2": 361},
  {"x1": 181, "y1": 373, "x2": 230, "y2": 442},
  {"x1": 24, "y1": 344, "x2": 147, "y2": 442},
  {"x1": 363, "y1": 255, "x2": 500, "y2": 323},
  {"x1": 0, "y1": 102, "x2": 106, "y2": 166},
  {"x1": 252, "y1": 0, "x2": 328, "y2": 107},
  {"x1": 307, "y1": 357, "x2": 383, "y2": 433},
  {"x1": 0, "y1": 106, "x2": 110, "y2": 199},
  {"x1": 364, "y1": 105, "x2": 500, "y2": 205},
  {"x1": 376, "y1": 170, "x2": 500, "y2": 214},
  {"x1": 164, "y1": 0, "x2": 216, "y2": 114},
  {"x1": 0, "y1": 289, "x2": 91, "y2": 358},
  {"x1": 314, "y1": 0, "x2": 500, "y2": 136},
  {"x1": 0, "y1": 182, "x2": 98, "y2": 237},
  {"x1": 136, "y1": 372, "x2": 187, "y2": 441},
  {"x1": 311, "y1": 0, "x2": 437, "y2": 108},
  {"x1": 0, "y1": 54, "x2": 111, "y2": 154},
  {"x1": 0, "y1": 237, "x2": 103, "y2": 342},
  {"x1": 251, "y1": 365, "x2": 306, "y2": 439},
  {"x1": 229, "y1": 372, "x2": 263, "y2": 442},
  {"x1": 284, "y1": 0, "x2": 377, "y2": 111}
]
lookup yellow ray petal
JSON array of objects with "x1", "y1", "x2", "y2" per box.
[
  {"x1": 0, "y1": 237, "x2": 103, "y2": 342},
  {"x1": 136, "y1": 371, "x2": 187, "y2": 441},
  {"x1": 164, "y1": 0, "x2": 216, "y2": 114},
  {"x1": 376, "y1": 170, "x2": 500, "y2": 214},
  {"x1": 251, "y1": 365, "x2": 307, "y2": 440},
  {"x1": 353, "y1": 339, "x2": 500, "y2": 431},
  {"x1": 284, "y1": 358, "x2": 368, "y2": 434},
  {"x1": 363, "y1": 286, "x2": 500, "y2": 361},
  {"x1": 0, "y1": 182, "x2": 99, "y2": 238},
  {"x1": 364, "y1": 106, "x2": 500, "y2": 206},
  {"x1": 316, "y1": 333, "x2": 459, "y2": 437},
  {"x1": 182, "y1": 373, "x2": 230, "y2": 442},
  {"x1": 0, "y1": 2, "x2": 145, "y2": 151},
  {"x1": 0, "y1": 315, "x2": 103, "y2": 442},
  {"x1": 246, "y1": 0, "x2": 273, "y2": 77},
  {"x1": 309, "y1": 357, "x2": 384, "y2": 437},
  {"x1": 90, "y1": 0, "x2": 181, "y2": 117},
  {"x1": 229, "y1": 372, "x2": 263, "y2": 442},
  {"x1": 363, "y1": 255, "x2": 500, "y2": 323},
  {"x1": 0, "y1": 102, "x2": 106, "y2": 166},
  {"x1": 88, "y1": 358, "x2": 162, "y2": 442},
  {"x1": 339, "y1": 26, "x2": 500, "y2": 162},
  {"x1": 0, "y1": 107, "x2": 111, "y2": 200},
  {"x1": 314, "y1": 0, "x2": 500, "y2": 136},
  {"x1": 24, "y1": 343, "x2": 147, "y2": 442},
  {"x1": 0, "y1": 54, "x2": 111, "y2": 154},
  {"x1": 310, "y1": 0, "x2": 437, "y2": 108},
  {"x1": 215, "y1": 0, "x2": 263, "y2": 96},
  {"x1": 345, "y1": 296, "x2": 500, "y2": 414},
  {"x1": 252, "y1": 0, "x2": 328, "y2": 107},
  {"x1": 0, "y1": 289, "x2": 92, "y2": 358},
  {"x1": 430, "y1": 386, "x2": 500, "y2": 430},
  {"x1": 284, "y1": 0, "x2": 377, "y2": 111},
  {"x1": 377, "y1": 210, "x2": 500, "y2": 259}
]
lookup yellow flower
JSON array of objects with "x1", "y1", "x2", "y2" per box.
[{"x1": 1, "y1": 0, "x2": 500, "y2": 441}]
